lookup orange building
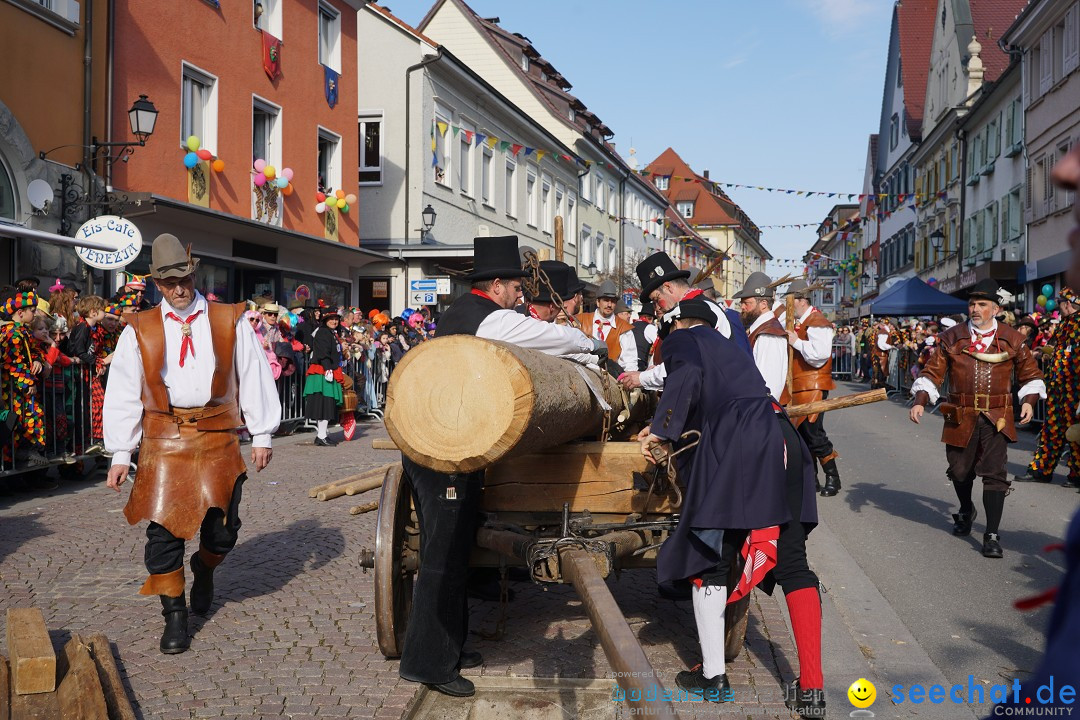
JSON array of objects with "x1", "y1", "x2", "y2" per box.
[
  {"x1": 0, "y1": 0, "x2": 110, "y2": 283},
  {"x1": 107, "y1": 0, "x2": 385, "y2": 306}
]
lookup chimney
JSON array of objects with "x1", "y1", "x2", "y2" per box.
[{"x1": 703, "y1": 169, "x2": 710, "y2": 180}]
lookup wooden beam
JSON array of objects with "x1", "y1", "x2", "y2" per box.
[
  {"x1": 0, "y1": 655, "x2": 9, "y2": 720},
  {"x1": 56, "y1": 635, "x2": 108, "y2": 720},
  {"x1": 6, "y1": 608, "x2": 55, "y2": 695},
  {"x1": 371, "y1": 438, "x2": 398, "y2": 450},
  {"x1": 349, "y1": 501, "x2": 379, "y2": 515},
  {"x1": 85, "y1": 634, "x2": 135, "y2": 720},
  {"x1": 309, "y1": 463, "x2": 395, "y2": 498}
]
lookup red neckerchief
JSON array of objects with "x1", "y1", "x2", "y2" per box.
[
  {"x1": 682, "y1": 289, "x2": 704, "y2": 300},
  {"x1": 471, "y1": 288, "x2": 497, "y2": 302},
  {"x1": 165, "y1": 309, "x2": 204, "y2": 367},
  {"x1": 527, "y1": 304, "x2": 541, "y2": 319},
  {"x1": 967, "y1": 325, "x2": 996, "y2": 353}
]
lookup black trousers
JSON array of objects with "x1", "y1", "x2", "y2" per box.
[
  {"x1": 398, "y1": 455, "x2": 483, "y2": 685},
  {"x1": 797, "y1": 390, "x2": 835, "y2": 461},
  {"x1": 700, "y1": 417, "x2": 818, "y2": 594},
  {"x1": 946, "y1": 415, "x2": 1010, "y2": 491},
  {"x1": 144, "y1": 477, "x2": 246, "y2": 575}
]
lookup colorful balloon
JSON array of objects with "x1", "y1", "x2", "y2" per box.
[
  {"x1": 335, "y1": 189, "x2": 345, "y2": 200},
  {"x1": 281, "y1": 183, "x2": 294, "y2": 196},
  {"x1": 1037, "y1": 294, "x2": 1048, "y2": 307},
  {"x1": 253, "y1": 158, "x2": 267, "y2": 172},
  {"x1": 183, "y1": 152, "x2": 198, "y2": 169},
  {"x1": 315, "y1": 202, "x2": 326, "y2": 213},
  {"x1": 281, "y1": 167, "x2": 294, "y2": 181},
  {"x1": 316, "y1": 192, "x2": 326, "y2": 203},
  {"x1": 1046, "y1": 299, "x2": 1058, "y2": 312},
  {"x1": 253, "y1": 172, "x2": 267, "y2": 187},
  {"x1": 212, "y1": 159, "x2": 226, "y2": 173},
  {"x1": 1042, "y1": 284, "x2": 1055, "y2": 297},
  {"x1": 345, "y1": 193, "x2": 357, "y2": 205},
  {"x1": 196, "y1": 148, "x2": 213, "y2": 161},
  {"x1": 264, "y1": 165, "x2": 276, "y2": 180},
  {"x1": 187, "y1": 135, "x2": 201, "y2": 151},
  {"x1": 276, "y1": 177, "x2": 289, "y2": 189},
  {"x1": 340, "y1": 203, "x2": 349, "y2": 214}
]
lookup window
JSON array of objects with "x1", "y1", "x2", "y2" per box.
[
  {"x1": 655, "y1": 176, "x2": 669, "y2": 191},
  {"x1": 1005, "y1": 99, "x2": 1023, "y2": 155},
  {"x1": 252, "y1": 97, "x2": 280, "y2": 167},
  {"x1": 0, "y1": 157, "x2": 15, "y2": 220},
  {"x1": 608, "y1": 181, "x2": 617, "y2": 215},
  {"x1": 1005, "y1": 188, "x2": 1022, "y2": 241},
  {"x1": 434, "y1": 105, "x2": 451, "y2": 186},
  {"x1": 890, "y1": 113, "x2": 899, "y2": 151},
  {"x1": 481, "y1": 145, "x2": 493, "y2": 205},
  {"x1": 595, "y1": 232, "x2": 605, "y2": 273},
  {"x1": 521, "y1": 52, "x2": 529, "y2": 71},
  {"x1": 1060, "y1": 140, "x2": 1074, "y2": 208},
  {"x1": 541, "y1": 173, "x2": 552, "y2": 233},
  {"x1": 317, "y1": 127, "x2": 341, "y2": 194},
  {"x1": 526, "y1": 166, "x2": 537, "y2": 226},
  {"x1": 181, "y1": 63, "x2": 217, "y2": 153},
  {"x1": 897, "y1": 57, "x2": 903, "y2": 87},
  {"x1": 609, "y1": 240, "x2": 617, "y2": 275},
  {"x1": 318, "y1": 2, "x2": 341, "y2": 73},
  {"x1": 568, "y1": 108, "x2": 575, "y2": 122},
  {"x1": 555, "y1": 182, "x2": 565, "y2": 230},
  {"x1": 677, "y1": 201, "x2": 694, "y2": 219},
  {"x1": 1040, "y1": 29, "x2": 1054, "y2": 96},
  {"x1": 358, "y1": 113, "x2": 382, "y2": 185},
  {"x1": 595, "y1": 173, "x2": 605, "y2": 209},
  {"x1": 254, "y1": 0, "x2": 281, "y2": 37},
  {"x1": 459, "y1": 123, "x2": 473, "y2": 196},
  {"x1": 1054, "y1": 18, "x2": 1066, "y2": 84},
  {"x1": 1066, "y1": 4, "x2": 1080, "y2": 76},
  {"x1": 504, "y1": 157, "x2": 517, "y2": 217},
  {"x1": 566, "y1": 193, "x2": 577, "y2": 245},
  {"x1": 580, "y1": 226, "x2": 592, "y2": 267},
  {"x1": 581, "y1": 170, "x2": 592, "y2": 203}
]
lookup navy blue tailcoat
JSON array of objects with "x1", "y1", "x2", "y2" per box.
[{"x1": 651, "y1": 325, "x2": 817, "y2": 586}]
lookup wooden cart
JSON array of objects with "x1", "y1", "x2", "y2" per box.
[{"x1": 360, "y1": 440, "x2": 751, "y2": 699}]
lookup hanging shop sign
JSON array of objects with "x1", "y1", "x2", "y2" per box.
[{"x1": 74, "y1": 215, "x2": 143, "y2": 270}]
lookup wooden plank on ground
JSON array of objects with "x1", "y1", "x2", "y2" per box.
[
  {"x1": 482, "y1": 442, "x2": 677, "y2": 514},
  {"x1": 85, "y1": 634, "x2": 136, "y2": 720},
  {"x1": 9, "y1": 692, "x2": 59, "y2": 720},
  {"x1": 56, "y1": 635, "x2": 108, "y2": 720},
  {"x1": 6, "y1": 608, "x2": 56, "y2": 695},
  {"x1": 371, "y1": 438, "x2": 397, "y2": 450},
  {"x1": 309, "y1": 462, "x2": 395, "y2": 498},
  {"x1": 0, "y1": 654, "x2": 9, "y2": 720}
]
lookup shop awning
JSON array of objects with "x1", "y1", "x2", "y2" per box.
[{"x1": 0, "y1": 221, "x2": 116, "y2": 251}]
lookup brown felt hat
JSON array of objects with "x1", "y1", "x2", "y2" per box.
[{"x1": 149, "y1": 233, "x2": 199, "y2": 279}]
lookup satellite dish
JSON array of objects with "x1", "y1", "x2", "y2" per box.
[{"x1": 27, "y1": 179, "x2": 53, "y2": 212}]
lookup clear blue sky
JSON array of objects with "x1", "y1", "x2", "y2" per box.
[{"x1": 399, "y1": 0, "x2": 894, "y2": 274}]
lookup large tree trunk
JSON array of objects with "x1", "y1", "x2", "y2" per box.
[{"x1": 384, "y1": 336, "x2": 624, "y2": 473}]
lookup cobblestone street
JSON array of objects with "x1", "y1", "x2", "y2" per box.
[{"x1": 0, "y1": 422, "x2": 801, "y2": 719}]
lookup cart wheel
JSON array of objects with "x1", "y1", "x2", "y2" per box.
[
  {"x1": 724, "y1": 557, "x2": 750, "y2": 662},
  {"x1": 373, "y1": 463, "x2": 418, "y2": 659}
]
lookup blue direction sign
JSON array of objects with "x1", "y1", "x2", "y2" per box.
[{"x1": 409, "y1": 279, "x2": 438, "y2": 293}]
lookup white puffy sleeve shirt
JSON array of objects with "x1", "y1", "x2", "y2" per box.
[
  {"x1": 104, "y1": 293, "x2": 282, "y2": 468},
  {"x1": 639, "y1": 297, "x2": 731, "y2": 390},
  {"x1": 792, "y1": 307, "x2": 834, "y2": 369}
]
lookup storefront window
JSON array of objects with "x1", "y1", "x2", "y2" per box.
[
  {"x1": 18, "y1": 242, "x2": 86, "y2": 291},
  {"x1": 195, "y1": 261, "x2": 231, "y2": 300},
  {"x1": 0, "y1": 160, "x2": 15, "y2": 220},
  {"x1": 283, "y1": 274, "x2": 347, "y2": 309}
]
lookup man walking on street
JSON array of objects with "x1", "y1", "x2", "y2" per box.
[
  {"x1": 103, "y1": 233, "x2": 281, "y2": 654},
  {"x1": 909, "y1": 279, "x2": 1046, "y2": 558}
]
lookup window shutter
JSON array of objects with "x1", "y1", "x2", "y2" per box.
[
  {"x1": 991, "y1": 201, "x2": 999, "y2": 249},
  {"x1": 993, "y1": 113, "x2": 1002, "y2": 157},
  {"x1": 1000, "y1": 195, "x2": 1009, "y2": 245},
  {"x1": 1011, "y1": 191, "x2": 1022, "y2": 239},
  {"x1": 1025, "y1": 165, "x2": 1034, "y2": 219},
  {"x1": 1041, "y1": 30, "x2": 1055, "y2": 94},
  {"x1": 1066, "y1": 5, "x2": 1080, "y2": 74}
]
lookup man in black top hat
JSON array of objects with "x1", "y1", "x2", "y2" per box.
[
  {"x1": 398, "y1": 236, "x2": 601, "y2": 698},
  {"x1": 522, "y1": 260, "x2": 574, "y2": 323},
  {"x1": 15, "y1": 276, "x2": 40, "y2": 293}
]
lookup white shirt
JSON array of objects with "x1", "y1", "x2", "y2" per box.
[
  {"x1": 639, "y1": 296, "x2": 732, "y2": 390},
  {"x1": 590, "y1": 309, "x2": 618, "y2": 341},
  {"x1": 104, "y1": 292, "x2": 282, "y2": 468},
  {"x1": 476, "y1": 307, "x2": 595, "y2": 358},
  {"x1": 748, "y1": 311, "x2": 789, "y2": 401},
  {"x1": 910, "y1": 319, "x2": 1047, "y2": 404},
  {"x1": 791, "y1": 307, "x2": 833, "y2": 369},
  {"x1": 877, "y1": 330, "x2": 894, "y2": 352},
  {"x1": 617, "y1": 322, "x2": 658, "y2": 373}
]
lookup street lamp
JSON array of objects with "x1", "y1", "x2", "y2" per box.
[
  {"x1": 421, "y1": 204, "x2": 437, "y2": 241},
  {"x1": 929, "y1": 229, "x2": 944, "y2": 263},
  {"x1": 39, "y1": 94, "x2": 158, "y2": 167}
]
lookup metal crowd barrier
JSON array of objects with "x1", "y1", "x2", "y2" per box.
[
  {"x1": 1, "y1": 364, "x2": 101, "y2": 479},
  {"x1": 830, "y1": 339, "x2": 855, "y2": 380}
]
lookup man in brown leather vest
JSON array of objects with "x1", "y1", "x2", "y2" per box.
[
  {"x1": 910, "y1": 279, "x2": 1045, "y2": 558},
  {"x1": 781, "y1": 279, "x2": 841, "y2": 497},
  {"x1": 103, "y1": 234, "x2": 281, "y2": 654},
  {"x1": 575, "y1": 279, "x2": 633, "y2": 361},
  {"x1": 734, "y1": 271, "x2": 789, "y2": 404}
]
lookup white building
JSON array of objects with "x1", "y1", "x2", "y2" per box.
[{"x1": 355, "y1": 4, "x2": 583, "y2": 313}]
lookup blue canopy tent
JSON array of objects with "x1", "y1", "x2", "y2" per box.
[{"x1": 869, "y1": 277, "x2": 968, "y2": 316}]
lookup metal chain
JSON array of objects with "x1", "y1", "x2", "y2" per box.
[{"x1": 522, "y1": 250, "x2": 580, "y2": 329}]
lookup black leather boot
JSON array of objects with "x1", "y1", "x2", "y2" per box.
[
  {"x1": 952, "y1": 507, "x2": 977, "y2": 536},
  {"x1": 159, "y1": 595, "x2": 190, "y2": 654},
  {"x1": 786, "y1": 680, "x2": 827, "y2": 719},
  {"x1": 820, "y1": 459, "x2": 841, "y2": 497},
  {"x1": 189, "y1": 552, "x2": 217, "y2": 616}
]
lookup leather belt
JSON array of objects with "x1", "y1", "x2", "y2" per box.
[
  {"x1": 949, "y1": 393, "x2": 1012, "y2": 411},
  {"x1": 146, "y1": 402, "x2": 238, "y2": 425}
]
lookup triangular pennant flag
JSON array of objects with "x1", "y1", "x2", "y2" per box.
[
  {"x1": 436, "y1": 121, "x2": 449, "y2": 136},
  {"x1": 464, "y1": 130, "x2": 474, "y2": 143},
  {"x1": 452, "y1": 126, "x2": 460, "y2": 136},
  {"x1": 536, "y1": 150, "x2": 546, "y2": 162},
  {"x1": 474, "y1": 132, "x2": 486, "y2": 146},
  {"x1": 511, "y1": 144, "x2": 523, "y2": 155},
  {"x1": 523, "y1": 147, "x2": 535, "y2": 156},
  {"x1": 486, "y1": 135, "x2": 498, "y2": 149},
  {"x1": 500, "y1": 141, "x2": 511, "y2": 152}
]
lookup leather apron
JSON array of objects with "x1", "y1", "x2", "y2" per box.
[{"x1": 123, "y1": 302, "x2": 247, "y2": 539}]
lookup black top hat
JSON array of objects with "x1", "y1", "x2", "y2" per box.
[
  {"x1": 967, "y1": 278, "x2": 1001, "y2": 302},
  {"x1": 567, "y1": 272, "x2": 586, "y2": 295},
  {"x1": 638, "y1": 301, "x2": 656, "y2": 318},
  {"x1": 15, "y1": 276, "x2": 40, "y2": 289},
  {"x1": 468, "y1": 236, "x2": 529, "y2": 281},
  {"x1": 636, "y1": 252, "x2": 691, "y2": 299},
  {"x1": 530, "y1": 261, "x2": 573, "y2": 304},
  {"x1": 669, "y1": 296, "x2": 716, "y2": 325}
]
